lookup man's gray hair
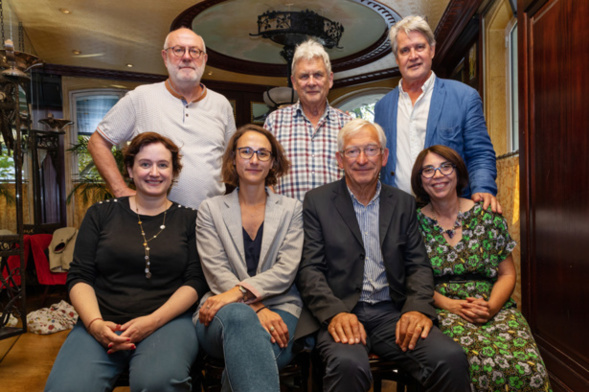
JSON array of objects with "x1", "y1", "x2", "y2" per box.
[
  {"x1": 291, "y1": 39, "x2": 332, "y2": 75},
  {"x1": 163, "y1": 27, "x2": 207, "y2": 53},
  {"x1": 338, "y1": 118, "x2": 387, "y2": 152},
  {"x1": 389, "y1": 15, "x2": 435, "y2": 55}
]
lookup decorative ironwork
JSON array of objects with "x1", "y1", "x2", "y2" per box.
[
  {"x1": 0, "y1": 74, "x2": 27, "y2": 340},
  {"x1": 0, "y1": 0, "x2": 41, "y2": 338},
  {"x1": 251, "y1": 9, "x2": 343, "y2": 50}
]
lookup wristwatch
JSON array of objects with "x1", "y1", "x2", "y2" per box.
[{"x1": 238, "y1": 285, "x2": 248, "y2": 301}]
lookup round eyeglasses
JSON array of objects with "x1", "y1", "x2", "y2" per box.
[
  {"x1": 421, "y1": 163, "x2": 456, "y2": 178},
  {"x1": 237, "y1": 147, "x2": 273, "y2": 161},
  {"x1": 164, "y1": 46, "x2": 205, "y2": 60}
]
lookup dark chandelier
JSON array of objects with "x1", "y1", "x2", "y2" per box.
[
  {"x1": 251, "y1": 9, "x2": 344, "y2": 109},
  {"x1": 251, "y1": 9, "x2": 344, "y2": 59}
]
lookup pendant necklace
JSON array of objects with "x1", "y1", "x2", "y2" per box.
[
  {"x1": 432, "y1": 201, "x2": 462, "y2": 239},
  {"x1": 135, "y1": 203, "x2": 168, "y2": 279}
]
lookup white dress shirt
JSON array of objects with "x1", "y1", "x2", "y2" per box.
[{"x1": 394, "y1": 72, "x2": 436, "y2": 194}]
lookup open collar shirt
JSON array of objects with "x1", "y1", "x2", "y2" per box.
[
  {"x1": 395, "y1": 72, "x2": 436, "y2": 194},
  {"x1": 264, "y1": 101, "x2": 351, "y2": 201},
  {"x1": 347, "y1": 182, "x2": 390, "y2": 304}
]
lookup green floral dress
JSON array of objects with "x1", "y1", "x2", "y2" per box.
[{"x1": 417, "y1": 202, "x2": 551, "y2": 391}]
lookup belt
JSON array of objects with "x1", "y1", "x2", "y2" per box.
[{"x1": 435, "y1": 273, "x2": 488, "y2": 284}]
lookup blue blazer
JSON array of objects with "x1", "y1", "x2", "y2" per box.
[{"x1": 374, "y1": 77, "x2": 497, "y2": 197}]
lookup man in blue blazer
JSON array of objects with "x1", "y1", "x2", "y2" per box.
[
  {"x1": 295, "y1": 119, "x2": 470, "y2": 391},
  {"x1": 374, "y1": 15, "x2": 501, "y2": 212}
]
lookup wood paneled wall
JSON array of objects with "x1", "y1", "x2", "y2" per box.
[{"x1": 518, "y1": 0, "x2": 589, "y2": 390}]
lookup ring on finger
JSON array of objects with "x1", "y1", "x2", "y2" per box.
[{"x1": 269, "y1": 326, "x2": 275, "y2": 332}]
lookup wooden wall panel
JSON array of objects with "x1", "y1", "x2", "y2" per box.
[{"x1": 519, "y1": 0, "x2": 589, "y2": 390}]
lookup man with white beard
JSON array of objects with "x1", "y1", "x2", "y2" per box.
[{"x1": 88, "y1": 28, "x2": 236, "y2": 209}]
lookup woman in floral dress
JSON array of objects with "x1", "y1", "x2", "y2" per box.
[{"x1": 410, "y1": 145, "x2": 551, "y2": 392}]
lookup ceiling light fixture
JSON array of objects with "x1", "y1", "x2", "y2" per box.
[
  {"x1": 72, "y1": 49, "x2": 81, "y2": 55},
  {"x1": 126, "y1": 63, "x2": 133, "y2": 68},
  {"x1": 59, "y1": 8, "x2": 71, "y2": 15},
  {"x1": 250, "y1": 9, "x2": 344, "y2": 110}
]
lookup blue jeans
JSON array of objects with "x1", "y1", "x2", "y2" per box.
[
  {"x1": 45, "y1": 313, "x2": 198, "y2": 392},
  {"x1": 195, "y1": 303, "x2": 298, "y2": 392}
]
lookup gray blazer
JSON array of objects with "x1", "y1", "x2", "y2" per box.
[{"x1": 194, "y1": 188, "x2": 304, "y2": 322}]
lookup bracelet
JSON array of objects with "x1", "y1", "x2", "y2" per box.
[
  {"x1": 86, "y1": 317, "x2": 103, "y2": 330},
  {"x1": 255, "y1": 306, "x2": 267, "y2": 313}
]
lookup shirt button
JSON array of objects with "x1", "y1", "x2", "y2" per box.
[{"x1": 186, "y1": 114, "x2": 189, "y2": 117}]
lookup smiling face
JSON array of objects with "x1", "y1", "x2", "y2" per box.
[
  {"x1": 395, "y1": 30, "x2": 435, "y2": 88},
  {"x1": 162, "y1": 28, "x2": 207, "y2": 87},
  {"x1": 420, "y1": 152, "x2": 458, "y2": 201},
  {"x1": 127, "y1": 142, "x2": 174, "y2": 198},
  {"x1": 336, "y1": 125, "x2": 389, "y2": 195},
  {"x1": 291, "y1": 56, "x2": 334, "y2": 109},
  {"x1": 234, "y1": 131, "x2": 274, "y2": 187}
]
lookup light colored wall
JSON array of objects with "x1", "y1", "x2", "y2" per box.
[
  {"x1": 0, "y1": 185, "x2": 30, "y2": 232},
  {"x1": 483, "y1": 0, "x2": 521, "y2": 307}
]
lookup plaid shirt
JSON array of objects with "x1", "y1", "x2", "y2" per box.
[{"x1": 264, "y1": 101, "x2": 352, "y2": 201}]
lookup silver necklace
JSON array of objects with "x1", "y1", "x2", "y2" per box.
[
  {"x1": 135, "y1": 205, "x2": 168, "y2": 279},
  {"x1": 431, "y1": 201, "x2": 462, "y2": 239}
]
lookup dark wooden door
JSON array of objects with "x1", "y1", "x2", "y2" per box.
[{"x1": 519, "y1": 0, "x2": 589, "y2": 390}]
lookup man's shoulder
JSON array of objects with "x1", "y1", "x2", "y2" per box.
[
  {"x1": 375, "y1": 87, "x2": 400, "y2": 108},
  {"x1": 202, "y1": 86, "x2": 232, "y2": 105},
  {"x1": 264, "y1": 104, "x2": 298, "y2": 130},
  {"x1": 435, "y1": 77, "x2": 478, "y2": 95},
  {"x1": 380, "y1": 183, "x2": 416, "y2": 206},
  {"x1": 304, "y1": 180, "x2": 341, "y2": 203},
  {"x1": 326, "y1": 105, "x2": 353, "y2": 121}
]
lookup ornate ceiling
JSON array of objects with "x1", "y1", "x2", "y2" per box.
[{"x1": 6, "y1": 0, "x2": 451, "y2": 83}]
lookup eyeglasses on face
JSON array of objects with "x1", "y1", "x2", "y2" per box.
[
  {"x1": 421, "y1": 162, "x2": 456, "y2": 178},
  {"x1": 342, "y1": 145, "x2": 382, "y2": 159},
  {"x1": 237, "y1": 147, "x2": 273, "y2": 161},
  {"x1": 164, "y1": 46, "x2": 205, "y2": 60}
]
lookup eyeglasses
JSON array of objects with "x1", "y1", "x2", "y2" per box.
[
  {"x1": 237, "y1": 147, "x2": 273, "y2": 161},
  {"x1": 421, "y1": 162, "x2": 456, "y2": 178},
  {"x1": 342, "y1": 145, "x2": 382, "y2": 159},
  {"x1": 164, "y1": 46, "x2": 205, "y2": 60}
]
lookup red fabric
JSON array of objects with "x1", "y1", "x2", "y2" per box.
[
  {"x1": 1, "y1": 234, "x2": 67, "y2": 288},
  {"x1": 30, "y1": 234, "x2": 67, "y2": 285}
]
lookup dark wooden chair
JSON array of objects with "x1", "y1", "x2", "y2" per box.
[
  {"x1": 201, "y1": 352, "x2": 309, "y2": 392},
  {"x1": 369, "y1": 353, "x2": 423, "y2": 392}
]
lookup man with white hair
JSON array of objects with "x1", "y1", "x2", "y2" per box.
[
  {"x1": 264, "y1": 39, "x2": 351, "y2": 201},
  {"x1": 88, "y1": 27, "x2": 236, "y2": 209},
  {"x1": 295, "y1": 118, "x2": 470, "y2": 391},
  {"x1": 375, "y1": 15, "x2": 501, "y2": 213}
]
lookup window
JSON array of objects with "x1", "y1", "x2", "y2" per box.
[
  {"x1": 508, "y1": 22, "x2": 519, "y2": 151},
  {"x1": 70, "y1": 89, "x2": 126, "y2": 179},
  {"x1": 334, "y1": 88, "x2": 392, "y2": 123}
]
